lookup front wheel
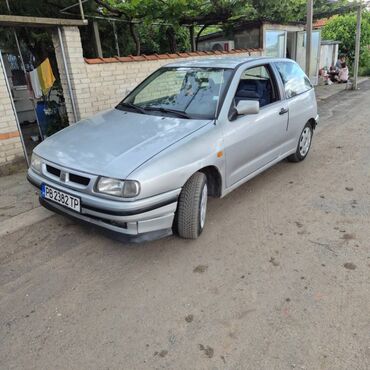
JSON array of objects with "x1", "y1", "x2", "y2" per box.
[
  {"x1": 288, "y1": 122, "x2": 313, "y2": 162},
  {"x1": 176, "y1": 172, "x2": 207, "y2": 239}
]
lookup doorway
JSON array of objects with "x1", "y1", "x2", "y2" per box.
[
  {"x1": 295, "y1": 30, "x2": 321, "y2": 85},
  {"x1": 0, "y1": 27, "x2": 69, "y2": 163}
]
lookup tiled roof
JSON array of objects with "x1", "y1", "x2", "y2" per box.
[
  {"x1": 84, "y1": 48, "x2": 262, "y2": 64},
  {"x1": 313, "y1": 18, "x2": 329, "y2": 29}
]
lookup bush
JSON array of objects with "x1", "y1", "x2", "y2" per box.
[
  {"x1": 358, "y1": 48, "x2": 370, "y2": 76},
  {"x1": 322, "y1": 11, "x2": 370, "y2": 75}
]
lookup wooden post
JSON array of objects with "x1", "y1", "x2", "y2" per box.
[
  {"x1": 352, "y1": 2, "x2": 362, "y2": 90},
  {"x1": 190, "y1": 25, "x2": 195, "y2": 52},
  {"x1": 112, "y1": 21, "x2": 120, "y2": 57},
  {"x1": 93, "y1": 21, "x2": 103, "y2": 58},
  {"x1": 78, "y1": 0, "x2": 85, "y2": 21},
  {"x1": 305, "y1": 0, "x2": 313, "y2": 77}
]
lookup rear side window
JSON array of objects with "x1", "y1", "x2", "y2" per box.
[{"x1": 275, "y1": 62, "x2": 312, "y2": 98}]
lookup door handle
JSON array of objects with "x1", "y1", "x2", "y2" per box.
[
  {"x1": 279, "y1": 108, "x2": 289, "y2": 115},
  {"x1": 279, "y1": 107, "x2": 289, "y2": 115}
]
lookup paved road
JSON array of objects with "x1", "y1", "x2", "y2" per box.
[{"x1": 1, "y1": 82, "x2": 370, "y2": 370}]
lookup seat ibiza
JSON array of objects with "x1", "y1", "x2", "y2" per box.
[{"x1": 28, "y1": 57, "x2": 318, "y2": 241}]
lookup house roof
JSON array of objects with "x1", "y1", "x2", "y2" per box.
[
  {"x1": 0, "y1": 14, "x2": 87, "y2": 27},
  {"x1": 321, "y1": 40, "x2": 341, "y2": 45},
  {"x1": 199, "y1": 19, "x2": 306, "y2": 41},
  {"x1": 313, "y1": 18, "x2": 329, "y2": 29}
]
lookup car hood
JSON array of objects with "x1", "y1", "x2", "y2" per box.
[{"x1": 35, "y1": 109, "x2": 211, "y2": 179}]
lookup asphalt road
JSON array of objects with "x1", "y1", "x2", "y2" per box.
[{"x1": 1, "y1": 81, "x2": 370, "y2": 370}]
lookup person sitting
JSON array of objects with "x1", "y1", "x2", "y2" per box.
[
  {"x1": 335, "y1": 55, "x2": 346, "y2": 71},
  {"x1": 337, "y1": 62, "x2": 349, "y2": 83},
  {"x1": 329, "y1": 65, "x2": 338, "y2": 82}
]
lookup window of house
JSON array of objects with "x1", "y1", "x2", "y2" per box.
[
  {"x1": 266, "y1": 30, "x2": 286, "y2": 58},
  {"x1": 275, "y1": 61, "x2": 312, "y2": 98},
  {"x1": 234, "y1": 64, "x2": 279, "y2": 108}
]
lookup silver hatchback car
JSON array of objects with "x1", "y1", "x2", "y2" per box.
[{"x1": 28, "y1": 57, "x2": 318, "y2": 242}]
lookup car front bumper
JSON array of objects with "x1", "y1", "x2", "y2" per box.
[{"x1": 27, "y1": 168, "x2": 180, "y2": 242}]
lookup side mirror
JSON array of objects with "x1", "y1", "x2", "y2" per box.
[{"x1": 236, "y1": 100, "x2": 260, "y2": 115}]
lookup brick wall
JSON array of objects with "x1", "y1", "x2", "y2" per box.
[
  {"x1": 52, "y1": 27, "x2": 90, "y2": 123},
  {"x1": 0, "y1": 59, "x2": 25, "y2": 173},
  {"x1": 53, "y1": 26, "x2": 263, "y2": 122}
]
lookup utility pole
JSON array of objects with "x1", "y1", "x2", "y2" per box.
[
  {"x1": 352, "y1": 1, "x2": 362, "y2": 90},
  {"x1": 305, "y1": 0, "x2": 313, "y2": 78}
]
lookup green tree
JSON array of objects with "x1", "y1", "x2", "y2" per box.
[
  {"x1": 0, "y1": 0, "x2": 357, "y2": 58},
  {"x1": 246, "y1": 0, "x2": 350, "y2": 23},
  {"x1": 95, "y1": 0, "x2": 249, "y2": 54},
  {"x1": 322, "y1": 11, "x2": 370, "y2": 74}
]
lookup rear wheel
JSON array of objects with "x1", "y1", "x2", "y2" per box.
[
  {"x1": 288, "y1": 122, "x2": 313, "y2": 162},
  {"x1": 176, "y1": 172, "x2": 207, "y2": 239}
]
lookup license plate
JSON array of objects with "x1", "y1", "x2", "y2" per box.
[{"x1": 41, "y1": 183, "x2": 81, "y2": 213}]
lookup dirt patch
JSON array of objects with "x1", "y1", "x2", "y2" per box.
[
  {"x1": 193, "y1": 265, "x2": 208, "y2": 273},
  {"x1": 341, "y1": 233, "x2": 355, "y2": 241},
  {"x1": 185, "y1": 314, "x2": 194, "y2": 323},
  {"x1": 269, "y1": 257, "x2": 279, "y2": 267},
  {"x1": 154, "y1": 350, "x2": 168, "y2": 358},
  {"x1": 343, "y1": 263, "x2": 356, "y2": 270},
  {"x1": 199, "y1": 344, "x2": 214, "y2": 358}
]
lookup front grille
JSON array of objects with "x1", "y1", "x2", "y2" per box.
[
  {"x1": 46, "y1": 165, "x2": 61, "y2": 177},
  {"x1": 69, "y1": 173, "x2": 90, "y2": 186},
  {"x1": 45, "y1": 164, "x2": 90, "y2": 187}
]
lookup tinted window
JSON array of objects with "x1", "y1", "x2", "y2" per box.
[
  {"x1": 275, "y1": 61, "x2": 312, "y2": 98},
  {"x1": 234, "y1": 65, "x2": 279, "y2": 108}
]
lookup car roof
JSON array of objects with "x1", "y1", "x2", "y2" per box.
[{"x1": 164, "y1": 56, "x2": 289, "y2": 69}]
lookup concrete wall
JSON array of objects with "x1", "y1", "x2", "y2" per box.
[
  {"x1": 198, "y1": 23, "x2": 305, "y2": 53},
  {"x1": 198, "y1": 27, "x2": 261, "y2": 51},
  {"x1": 197, "y1": 37, "x2": 235, "y2": 52},
  {"x1": 234, "y1": 27, "x2": 261, "y2": 49},
  {"x1": 320, "y1": 43, "x2": 339, "y2": 69},
  {"x1": 53, "y1": 27, "x2": 263, "y2": 122},
  {"x1": 0, "y1": 58, "x2": 25, "y2": 174}
]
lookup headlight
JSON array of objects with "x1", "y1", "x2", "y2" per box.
[
  {"x1": 96, "y1": 177, "x2": 140, "y2": 198},
  {"x1": 31, "y1": 153, "x2": 42, "y2": 173}
]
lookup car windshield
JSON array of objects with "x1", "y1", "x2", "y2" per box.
[{"x1": 117, "y1": 67, "x2": 233, "y2": 120}]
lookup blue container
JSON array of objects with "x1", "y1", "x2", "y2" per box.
[{"x1": 35, "y1": 101, "x2": 47, "y2": 136}]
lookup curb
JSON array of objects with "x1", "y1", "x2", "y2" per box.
[
  {"x1": 0, "y1": 206, "x2": 53, "y2": 237},
  {"x1": 316, "y1": 77, "x2": 369, "y2": 102}
]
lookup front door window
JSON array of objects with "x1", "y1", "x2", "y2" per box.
[{"x1": 233, "y1": 64, "x2": 279, "y2": 109}]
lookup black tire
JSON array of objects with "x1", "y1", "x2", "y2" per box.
[
  {"x1": 288, "y1": 122, "x2": 313, "y2": 162},
  {"x1": 176, "y1": 172, "x2": 207, "y2": 239}
]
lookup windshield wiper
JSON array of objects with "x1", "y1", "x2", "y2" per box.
[
  {"x1": 143, "y1": 106, "x2": 191, "y2": 119},
  {"x1": 117, "y1": 102, "x2": 146, "y2": 114}
]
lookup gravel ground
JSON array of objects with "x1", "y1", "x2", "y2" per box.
[{"x1": 1, "y1": 81, "x2": 369, "y2": 370}]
